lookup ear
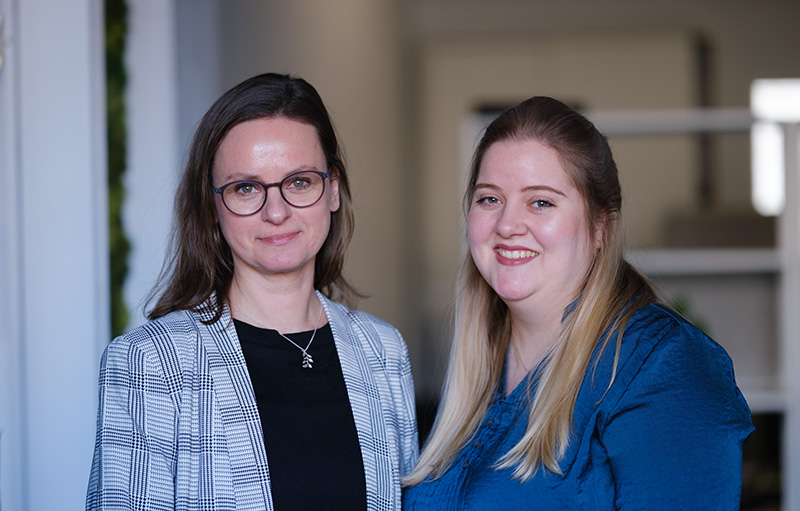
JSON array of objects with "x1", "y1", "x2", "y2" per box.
[
  {"x1": 329, "y1": 168, "x2": 341, "y2": 213},
  {"x1": 593, "y1": 212, "x2": 607, "y2": 250}
]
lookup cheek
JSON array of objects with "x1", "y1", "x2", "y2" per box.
[
  {"x1": 215, "y1": 216, "x2": 237, "y2": 247},
  {"x1": 467, "y1": 215, "x2": 496, "y2": 274},
  {"x1": 466, "y1": 215, "x2": 486, "y2": 253},
  {"x1": 214, "y1": 204, "x2": 245, "y2": 247},
  {"x1": 213, "y1": 193, "x2": 230, "y2": 225},
  {"x1": 545, "y1": 213, "x2": 583, "y2": 244}
]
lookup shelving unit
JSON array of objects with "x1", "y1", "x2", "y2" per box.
[
  {"x1": 628, "y1": 247, "x2": 780, "y2": 276},
  {"x1": 629, "y1": 247, "x2": 783, "y2": 414},
  {"x1": 596, "y1": 108, "x2": 799, "y2": 510}
]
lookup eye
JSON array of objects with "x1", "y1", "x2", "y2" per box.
[
  {"x1": 475, "y1": 195, "x2": 501, "y2": 206},
  {"x1": 284, "y1": 172, "x2": 319, "y2": 191},
  {"x1": 287, "y1": 177, "x2": 312, "y2": 189},
  {"x1": 234, "y1": 182, "x2": 260, "y2": 195},
  {"x1": 531, "y1": 199, "x2": 554, "y2": 209}
]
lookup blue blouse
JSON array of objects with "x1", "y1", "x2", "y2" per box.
[{"x1": 403, "y1": 304, "x2": 754, "y2": 510}]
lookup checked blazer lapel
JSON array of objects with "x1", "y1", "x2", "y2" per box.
[
  {"x1": 319, "y1": 292, "x2": 400, "y2": 511},
  {"x1": 193, "y1": 304, "x2": 274, "y2": 510}
]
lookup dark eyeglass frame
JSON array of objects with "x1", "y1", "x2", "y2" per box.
[{"x1": 213, "y1": 170, "x2": 331, "y2": 216}]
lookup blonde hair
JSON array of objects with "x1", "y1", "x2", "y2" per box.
[{"x1": 404, "y1": 97, "x2": 656, "y2": 485}]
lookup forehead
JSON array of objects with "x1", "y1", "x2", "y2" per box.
[
  {"x1": 213, "y1": 117, "x2": 325, "y2": 177},
  {"x1": 220, "y1": 117, "x2": 321, "y2": 151},
  {"x1": 478, "y1": 139, "x2": 573, "y2": 187}
]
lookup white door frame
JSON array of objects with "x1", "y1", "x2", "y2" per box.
[
  {"x1": 0, "y1": 0, "x2": 24, "y2": 509},
  {"x1": 1, "y1": 1, "x2": 108, "y2": 509}
]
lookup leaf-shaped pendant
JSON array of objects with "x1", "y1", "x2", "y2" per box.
[{"x1": 302, "y1": 351, "x2": 314, "y2": 369}]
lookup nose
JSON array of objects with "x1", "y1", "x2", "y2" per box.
[
  {"x1": 494, "y1": 201, "x2": 527, "y2": 238},
  {"x1": 261, "y1": 187, "x2": 291, "y2": 224}
]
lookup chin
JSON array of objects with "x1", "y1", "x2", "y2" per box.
[
  {"x1": 491, "y1": 286, "x2": 535, "y2": 304},
  {"x1": 484, "y1": 276, "x2": 532, "y2": 301}
]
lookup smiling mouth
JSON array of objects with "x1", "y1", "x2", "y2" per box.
[
  {"x1": 496, "y1": 248, "x2": 539, "y2": 259},
  {"x1": 260, "y1": 232, "x2": 299, "y2": 245}
]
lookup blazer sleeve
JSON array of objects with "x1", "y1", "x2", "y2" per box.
[
  {"x1": 600, "y1": 321, "x2": 754, "y2": 510},
  {"x1": 395, "y1": 327, "x2": 420, "y2": 476},
  {"x1": 86, "y1": 334, "x2": 180, "y2": 510}
]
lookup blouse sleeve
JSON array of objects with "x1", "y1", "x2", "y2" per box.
[
  {"x1": 86, "y1": 335, "x2": 179, "y2": 510},
  {"x1": 601, "y1": 321, "x2": 754, "y2": 510}
]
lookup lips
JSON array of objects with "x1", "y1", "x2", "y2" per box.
[
  {"x1": 258, "y1": 231, "x2": 299, "y2": 246},
  {"x1": 496, "y1": 247, "x2": 538, "y2": 259},
  {"x1": 494, "y1": 246, "x2": 540, "y2": 264}
]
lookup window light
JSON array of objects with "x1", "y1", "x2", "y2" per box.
[{"x1": 750, "y1": 79, "x2": 800, "y2": 216}]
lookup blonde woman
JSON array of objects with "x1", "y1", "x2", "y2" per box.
[{"x1": 403, "y1": 96, "x2": 752, "y2": 509}]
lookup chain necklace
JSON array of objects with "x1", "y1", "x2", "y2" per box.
[
  {"x1": 511, "y1": 338, "x2": 531, "y2": 373},
  {"x1": 231, "y1": 301, "x2": 324, "y2": 369}
]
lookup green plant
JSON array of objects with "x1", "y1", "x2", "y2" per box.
[
  {"x1": 670, "y1": 296, "x2": 710, "y2": 335},
  {"x1": 106, "y1": 0, "x2": 129, "y2": 337}
]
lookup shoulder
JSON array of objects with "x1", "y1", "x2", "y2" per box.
[
  {"x1": 103, "y1": 309, "x2": 205, "y2": 375},
  {"x1": 607, "y1": 303, "x2": 748, "y2": 415},
  {"x1": 621, "y1": 303, "x2": 731, "y2": 368},
  {"x1": 113, "y1": 309, "x2": 199, "y2": 349}
]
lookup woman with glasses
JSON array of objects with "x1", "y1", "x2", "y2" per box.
[
  {"x1": 402, "y1": 96, "x2": 753, "y2": 509},
  {"x1": 87, "y1": 73, "x2": 418, "y2": 511}
]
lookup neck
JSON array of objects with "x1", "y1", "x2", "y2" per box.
[
  {"x1": 509, "y1": 297, "x2": 562, "y2": 344},
  {"x1": 228, "y1": 272, "x2": 322, "y2": 333},
  {"x1": 504, "y1": 303, "x2": 562, "y2": 388}
]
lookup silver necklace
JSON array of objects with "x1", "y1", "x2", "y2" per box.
[{"x1": 231, "y1": 301, "x2": 324, "y2": 369}]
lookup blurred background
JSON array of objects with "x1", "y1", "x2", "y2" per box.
[{"x1": 2, "y1": 0, "x2": 799, "y2": 509}]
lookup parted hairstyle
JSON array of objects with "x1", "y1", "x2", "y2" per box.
[
  {"x1": 147, "y1": 72, "x2": 358, "y2": 323},
  {"x1": 404, "y1": 96, "x2": 657, "y2": 484}
]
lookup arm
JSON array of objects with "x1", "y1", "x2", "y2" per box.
[
  {"x1": 396, "y1": 331, "x2": 420, "y2": 476},
  {"x1": 86, "y1": 336, "x2": 178, "y2": 511},
  {"x1": 601, "y1": 323, "x2": 753, "y2": 510}
]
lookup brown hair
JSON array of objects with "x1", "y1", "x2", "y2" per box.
[{"x1": 147, "y1": 73, "x2": 358, "y2": 323}]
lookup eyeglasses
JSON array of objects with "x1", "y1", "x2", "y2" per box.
[{"x1": 214, "y1": 170, "x2": 331, "y2": 216}]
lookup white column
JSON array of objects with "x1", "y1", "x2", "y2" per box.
[
  {"x1": 780, "y1": 122, "x2": 800, "y2": 511},
  {"x1": 3, "y1": 0, "x2": 108, "y2": 510},
  {"x1": 0, "y1": 1, "x2": 24, "y2": 508},
  {"x1": 123, "y1": 0, "x2": 180, "y2": 327}
]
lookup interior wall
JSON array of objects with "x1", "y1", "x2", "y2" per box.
[{"x1": 216, "y1": 0, "x2": 407, "y2": 332}]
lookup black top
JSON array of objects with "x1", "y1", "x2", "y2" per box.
[{"x1": 235, "y1": 319, "x2": 367, "y2": 511}]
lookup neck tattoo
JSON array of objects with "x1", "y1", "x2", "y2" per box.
[{"x1": 231, "y1": 301, "x2": 325, "y2": 369}]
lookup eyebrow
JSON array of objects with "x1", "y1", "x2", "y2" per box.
[
  {"x1": 222, "y1": 167, "x2": 321, "y2": 182},
  {"x1": 222, "y1": 172, "x2": 261, "y2": 181},
  {"x1": 474, "y1": 183, "x2": 567, "y2": 197}
]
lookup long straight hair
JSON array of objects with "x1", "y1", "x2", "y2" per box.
[
  {"x1": 404, "y1": 97, "x2": 656, "y2": 484},
  {"x1": 146, "y1": 73, "x2": 358, "y2": 324}
]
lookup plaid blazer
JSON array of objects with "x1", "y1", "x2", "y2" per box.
[{"x1": 86, "y1": 292, "x2": 418, "y2": 510}]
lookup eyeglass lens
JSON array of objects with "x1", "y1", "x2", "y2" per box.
[{"x1": 222, "y1": 171, "x2": 326, "y2": 215}]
